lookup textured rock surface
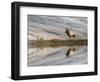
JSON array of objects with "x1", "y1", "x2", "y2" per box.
[{"x1": 28, "y1": 15, "x2": 88, "y2": 40}]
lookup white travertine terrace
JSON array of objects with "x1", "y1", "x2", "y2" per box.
[{"x1": 28, "y1": 15, "x2": 87, "y2": 40}]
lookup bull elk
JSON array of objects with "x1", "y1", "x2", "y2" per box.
[{"x1": 65, "y1": 29, "x2": 76, "y2": 39}]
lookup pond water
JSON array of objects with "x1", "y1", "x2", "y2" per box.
[{"x1": 28, "y1": 46, "x2": 87, "y2": 66}]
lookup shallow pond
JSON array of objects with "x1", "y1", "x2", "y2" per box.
[{"x1": 28, "y1": 46, "x2": 87, "y2": 66}]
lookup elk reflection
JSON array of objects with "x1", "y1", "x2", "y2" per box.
[{"x1": 65, "y1": 47, "x2": 76, "y2": 57}]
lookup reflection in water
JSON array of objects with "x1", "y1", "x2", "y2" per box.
[
  {"x1": 28, "y1": 46, "x2": 87, "y2": 66},
  {"x1": 65, "y1": 48, "x2": 76, "y2": 57}
]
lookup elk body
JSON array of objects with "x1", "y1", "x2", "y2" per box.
[{"x1": 65, "y1": 29, "x2": 76, "y2": 39}]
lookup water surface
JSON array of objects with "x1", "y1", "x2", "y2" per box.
[{"x1": 28, "y1": 46, "x2": 87, "y2": 66}]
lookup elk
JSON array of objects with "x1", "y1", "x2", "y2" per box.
[{"x1": 65, "y1": 28, "x2": 76, "y2": 39}]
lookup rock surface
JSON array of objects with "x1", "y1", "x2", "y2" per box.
[{"x1": 28, "y1": 15, "x2": 88, "y2": 40}]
